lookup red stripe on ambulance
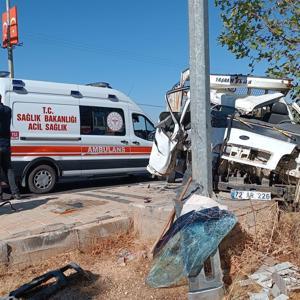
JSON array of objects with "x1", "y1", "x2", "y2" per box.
[{"x1": 11, "y1": 145, "x2": 152, "y2": 157}]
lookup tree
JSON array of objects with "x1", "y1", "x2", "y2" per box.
[{"x1": 215, "y1": 0, "x2": 300, "y2": 98}]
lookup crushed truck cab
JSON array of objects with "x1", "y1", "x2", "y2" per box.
[{"x1": 147, "y1": 70, "x2": 300, "y2": 205}]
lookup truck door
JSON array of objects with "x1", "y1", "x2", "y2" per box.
[
  {"x1": 129, "y1": 112, "x2": 155, "y2": 168},
  {"x1": 79, "y1": 102, "x2": 133, "y2": 175}
]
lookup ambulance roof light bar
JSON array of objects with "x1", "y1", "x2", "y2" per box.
[{"x1": 87, "y1": 82, "x2": 112, "y2": 89}]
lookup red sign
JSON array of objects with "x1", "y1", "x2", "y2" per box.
[
  {"x1": 2, "y1": 6, "x2": 19, "y2": 48},
  {"x1": 10, "y1": 131, "x2": 19, "y2": 140}
]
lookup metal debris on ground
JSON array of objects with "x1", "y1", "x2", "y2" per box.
[
  {"x1": 117, "y1": 249, "x2": 136, "y2": 266},
  {"x1": 144, "y1": 197, "x2": 152, "y2": 203},
  {"x1": 241, "y1": 261, "x2": 300, "y2": 299},
  {"x1": 0, "y1": 262, "x2": 86, "y2": 300}
]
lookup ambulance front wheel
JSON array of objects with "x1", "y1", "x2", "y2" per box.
[{"x1": 28, "y1": 164, "x2": 57, "y2": 194}]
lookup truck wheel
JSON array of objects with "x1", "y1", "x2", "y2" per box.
[{"x1": 28, "y1": 165, "x2": 57, "y2": 194}]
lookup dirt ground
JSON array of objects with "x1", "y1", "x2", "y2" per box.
[
  {"x1": 0, "y1": 234, "x2": 187, "y2": 300},
  {"x1": 1, "y1": 207, "x2": 300, "y2": 299},
  {"x1": 219, "y1": 207, "x2": 300, "y2": 300}
]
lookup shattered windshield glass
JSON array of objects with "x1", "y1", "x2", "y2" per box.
[{"x1": 147, "y1": 206, "x2": 237, "y2": 288}]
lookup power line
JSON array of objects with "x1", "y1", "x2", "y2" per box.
[
  {"x1": 137, "y1": 103, "x2": 164, "y2": 108},
  {"x1": 23, "y1": 33, "x2": 183, "y2": 69},
  {"x1": 20, "y1": 33, "x2": 169, "y2": 111}
]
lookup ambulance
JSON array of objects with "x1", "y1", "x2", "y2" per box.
[{"x1": 1, "y1": 78, "x2": 155, "y2": 193}]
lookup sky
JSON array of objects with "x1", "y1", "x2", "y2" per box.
[{"x1": 0, "y1": 0, "x2": 266, "y2": 121}]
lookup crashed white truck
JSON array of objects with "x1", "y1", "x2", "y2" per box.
[{"x1": 147, "y1": 70, "x2": 300, "y2": 206}]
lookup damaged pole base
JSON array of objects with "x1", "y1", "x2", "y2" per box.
[
  {"x1": 188, "y1": 249, "x2": 224, "y2": 300},
  {"x1": 188, "y1": 285, "x2": 224, "y2": 300}
]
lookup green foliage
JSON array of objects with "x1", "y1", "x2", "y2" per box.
[{"x1": 215, "y1": 0, "x2": 300, "y2": 99}]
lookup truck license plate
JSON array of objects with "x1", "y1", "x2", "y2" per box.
[{"x1": 230, "y1": 190, "x2": 271, "y2": 201}]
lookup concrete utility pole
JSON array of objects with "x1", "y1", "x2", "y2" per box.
[
  {"x1": 188, "y1": 1, "x2": 223, "y2": 300},
  {"x1": 188, "y1": 0, "x2": 212, "y2": 197},
  {"x1": 6, "y1": 0, "x2": 14, "y2": 78}
]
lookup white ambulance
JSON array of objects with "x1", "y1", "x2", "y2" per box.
[{"x1": 1, "y1": 78, "x2": 155, "y2": 193}]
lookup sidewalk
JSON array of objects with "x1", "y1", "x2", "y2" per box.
[
  {"x1": 0, "y1": 180, "x2": 178, "y2": 267},
  {"x1": 0, "y1": 180, "x2": 276, "y2": 267},
  {"x1": 0, "y1": 181, "x2": 174, "y2": 240}
]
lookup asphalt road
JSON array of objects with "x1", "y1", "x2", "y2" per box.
[
  {"x1": 0, "y1": 174, "x2": 157, "y2": 200},
  {"x1": 23, "y1": 174, "x2": 156, "y2": 198}
]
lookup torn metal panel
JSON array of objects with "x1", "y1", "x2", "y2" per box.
[
  {"x1": 146, "y1": 125, "x2": 180, "y2": 177},
  {"x1": 210, "y1": 91, "x2": 284, "y2": 115}
]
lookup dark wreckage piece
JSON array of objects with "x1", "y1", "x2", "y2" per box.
[{"x1": 0, "y1": 262, "x2": 87, "y2": 300}]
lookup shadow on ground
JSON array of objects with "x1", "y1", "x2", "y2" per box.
[
  {"x1": 220, "y1": 223, "x2": 252, "y2": 287},
  {"x1": 50, "y1": 271, "x2": 103, "y2": 300},
  {"x1": 0, "y1": 197, "x2": 57, "y2": 216},
  {"x1": 22, "y1": 174, "x2": 156, "y2": 198}
]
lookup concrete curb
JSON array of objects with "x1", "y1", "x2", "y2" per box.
[
  {"x1": 0, "y1": 216, "x2": 132, "y2": 268},
  {"x1": 129, "y1": 198, "x2": 277, "y2": 241},
  {"x1": 129, "y1": 202, "x2": 173, "y2": 241}
]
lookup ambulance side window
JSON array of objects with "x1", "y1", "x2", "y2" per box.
[
  {"x1": 132, "y1": 114, "x2": 155, "y2": 141},
  {"x1": 80, "y1": 106, "x2": 126, "y2": 136}
]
